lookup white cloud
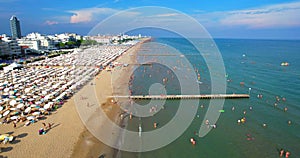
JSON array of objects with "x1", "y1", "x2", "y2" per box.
[
  {"x1": 44, "y1": 20, "x2": 59, "y2": 25},
  {"x1": 68, "y1": 7, "x2": 118, "y2": 23},
  {"x1": 154, "y1": 13, "x2": 180, "y2": 17},
  {"x1": 194, "y1": 1, "x2": 300, "y2": 29}
]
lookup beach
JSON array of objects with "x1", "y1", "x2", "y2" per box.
[
  {"x1": 70, "y1": 39, "x2": 144, "y2": 158},
  {"x1": 0, "y1": 39, "x2": 148, "y2": 158}
]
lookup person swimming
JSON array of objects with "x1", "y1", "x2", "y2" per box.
[
  {"x1": 285, "y1": 151, "x2": 290, "y2": 158},
  {"x1": 153, "y1": 122, "x2": 157, "y2": 128},
  {"x1": 279, "y1": 149, "x2": 284, "y2": 157}
]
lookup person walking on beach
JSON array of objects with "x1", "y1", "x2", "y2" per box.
[
  {"x1": 13, "y1": 121, "x2": 17, "y2": 128},
  {"x1": 42, "y1": 122, "x2": 47, "y2": 129},
  {"x1": 48, "y1": 123, "x2": 52, "y2": 129}
]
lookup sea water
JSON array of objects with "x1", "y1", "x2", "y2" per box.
[{"x1": 119, "y1": 38, "x2": 300, "y2": 158}]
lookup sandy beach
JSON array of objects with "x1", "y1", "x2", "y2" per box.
[{"x1": 0, "y1": 38, "x2": 149, "y2": 158}]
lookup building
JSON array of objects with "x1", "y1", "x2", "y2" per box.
[
  {"x1": 0, "y1": 37, "x2": 10, "y2": 56},
  {"x1": 26, "y1": 32, "x2": 57, "y2": 50},
  {"x1": 10, "y1": 15, "x2": 22, "y2": 39},
  {"x1": 8, "y1": 40, "x2": 21, "y2": 55},
  {"x1": 89, "y1": 35, "x2": 111, "y2": 44},
  {"x1": 0, "y1": 35, "x2": 21, "y2": 56},
  {"x1": 18, "y1": 39, "x2": 41, "y2": 50}
]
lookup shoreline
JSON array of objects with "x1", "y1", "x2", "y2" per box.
[{"x1": 70, "y1": 38, "x2": 149, "y2": 158}]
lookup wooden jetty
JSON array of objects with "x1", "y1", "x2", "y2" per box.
[{"x1": 110, "y1": 94, "x2": 249, "y2": 100}]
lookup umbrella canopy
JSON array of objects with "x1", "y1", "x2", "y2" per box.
[
  {"x1": 17, "y1": 103, "x2": 25, "y2": 109},
  {"x1": 3, "y1": 110, "x2": 10, "y2": 116},
  {"x1": 24, "y1": 107, "x2": 31, "y2": 113},
  {"x1": 10, "y1": 115, "x2": 19, "y2": 120},
  {"x1": 9, "y1": 100, "x2": 17, "y2": 106},
  {"x1": 26, "y1": 116, "x2": 35, "y2": 120}
]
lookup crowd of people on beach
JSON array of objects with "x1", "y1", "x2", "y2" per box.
[{"x1": 0, "y1": 44, "x2": 133, "y2": 142}]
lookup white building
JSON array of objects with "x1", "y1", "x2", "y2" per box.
[
  {"x1": 18, "y1": 39, "x2": 41, "y2": 50},
  {"x1": 26, "y1": 32, "x2": 43, "y2": 40},
  {"x1": 89, "y1": 35, "x2": 111, "y2": 44},
  {"x1": 26, "y1": 32, "x2": 57, "y2": 50}
]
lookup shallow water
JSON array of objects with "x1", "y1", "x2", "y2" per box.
[{"x1": 119, "y1": 38, "x2": 300, "y2": 158}]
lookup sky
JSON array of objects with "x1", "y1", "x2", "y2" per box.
[{"x1": 0, "y1": 0, "x2": 300, "y2": 39}]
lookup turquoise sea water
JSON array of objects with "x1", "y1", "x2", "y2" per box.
[{"x1": 119, "y1": 38, "x2": 300, "y2": 158}]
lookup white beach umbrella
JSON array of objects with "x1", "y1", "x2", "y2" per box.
[
  {"x1": 30, "y1": 104, "x2": 37, "y2": 108},
  {"x1": 24, "y1": 107, "x2": 31, "y2": 113},
  {"x1": 3, "y1": 110, "x2": 10, "y2": 117},
  {"x1": 32, "y1": 111, "x2": 40, "y2": 116},
  {"x1": 24, "y1": 88, "x2": 31, "y2": 93},
  {"x1": 9, "y1": 100, "x2": 17, "y2": 106},
  {"x1": 9, "y1": 91, "x2": 15, "y2": 95},
  {"x1": 10, "y1": 115, "x2": 19, "y2": 120},
  {"x1": 26, "y1": 115, "x2": 35, "y2": 120},
  {"x1": 4, "y1": 88, "x2": 9, "y2": 93},
  {"x1": 17, "y1": 103, "x2": 25, "y2": 109},
  {"x1": 42, "y1": 91, "x2": 47, "y2": 95},
  {"x1": 28, "y1": 98, "x2": 35, "y2": 102}
]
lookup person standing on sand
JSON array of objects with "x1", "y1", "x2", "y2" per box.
[
  {"x1": 13, "y1": 121, "x2": 17, "y2": 128},
  {"x1": 48, "y1": 123, "x2": 52, "y2": 129},
  {"x1": 42, "y1": 122, "x2": 46, "y2": 128}
]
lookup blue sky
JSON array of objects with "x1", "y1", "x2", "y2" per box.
[{"x1": 0, "y1": 0, "x2": 300, "y2": 39}]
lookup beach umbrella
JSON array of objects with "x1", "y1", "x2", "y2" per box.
[
  {"x1": 9, "y1": 107, "x2": 17, "y2": 111},
  {"x1": 14, "y1": 84, "x2": 19, "y2": 88},
  {"x1": 24, "y1": 88, "x2": 31, "y2": 93},
  {"x1": 10, "y1": 115, "x2": 19, "y2": 120},
  {"x1": 28, "y1": 98, "x2": 35, "y2": 102},
  {"x1": 9, "y1": 91, "x2": 15, "y2": 95},
  {"x1": 9, "y1": 100, "x2": 17, "y2": 106},
  {"x1": 32, "y1": 111, "x2": 40, "y2": 116},
  {"x1": 26, "y1": 116, "x2": 35, "y2": 120},
  {"x1": 17, "y1": 103, "x2": 25, "y2": 109},
  {"x1": 30, "y1": 104, "x2": 38, "y2": 108},
  {"x1": 3, "y1": 110, "x2": 10, "y2": 117},
  {"x1": 35, "y1": 101, "x2": 42, "y2": 105},
  {"x1": 4, "y1": 88, "x2": 9, "y2": 93},
  {"x1": 42, "y1": 91, "x2": 47, "y2": 95},
  {"x1": 24, "y1": 107, "x2": 31, "y2": 113}
]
